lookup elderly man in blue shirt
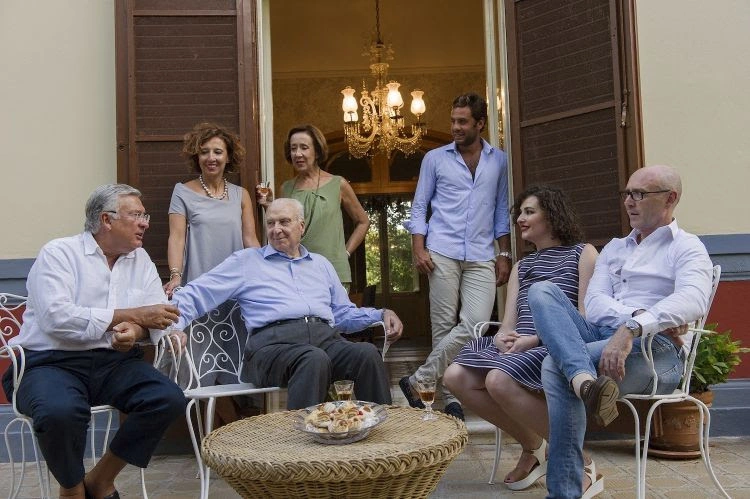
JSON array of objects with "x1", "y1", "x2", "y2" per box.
[
  {"x1": 400, "y1": 92, "x2": 511, "y2": 421},
  {"x1": 171, "y1": 198, "x2": 403, "y2": 409}
]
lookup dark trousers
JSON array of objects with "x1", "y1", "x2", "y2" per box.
[
  {"x1": 2, "y1": 348, "x2": 186, "y2": 489},
  {"x1": 244, "y1": 321, "x2": 391, "y2": 409}
]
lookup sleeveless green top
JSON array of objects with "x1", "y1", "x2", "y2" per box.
[{"x1": 281, "y1": 175, "x2": 351, "y2": 283}]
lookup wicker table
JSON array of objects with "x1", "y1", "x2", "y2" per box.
[{"x1": 201, "y1": 405, "x2": 468, "y2": 499}]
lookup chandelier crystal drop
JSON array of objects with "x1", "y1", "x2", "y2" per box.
[{"x1": 340, "y1": 0, "x2": 426, "y2": 158}]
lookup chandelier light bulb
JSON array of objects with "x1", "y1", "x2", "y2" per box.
[
  {"x1": 410, "y1": 90, "x2": 426, "y2": 116},
  {"x1": 341, "y1": 87, "x2": 359, "y2": 113},
  {"x1": 386, "y1": 81, "x2": 404, "y2": 109}
]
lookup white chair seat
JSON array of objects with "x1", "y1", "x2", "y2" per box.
[{"x1": 183, "y1": 383, "x2": 280, "y2": 399}]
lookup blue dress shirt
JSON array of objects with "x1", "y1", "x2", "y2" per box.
[
  {"x1": 172, "y1": 245, "x2": 382, "y2": 333},
  {"x1": 406, "y1": 138, "x2": 510, "y2": 261}
]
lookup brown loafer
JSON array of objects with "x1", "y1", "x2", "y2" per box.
[{"x1": 580, "y1": 375, "x2": 620, "y2": 427}]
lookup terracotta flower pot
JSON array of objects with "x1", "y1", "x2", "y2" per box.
[{"x1": 647, "y1": 391, "x2": 713, "y2": 459}]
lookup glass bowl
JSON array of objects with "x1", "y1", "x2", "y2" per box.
[{"x1": 292, "y1": 400, "x2": 388, "y2": 445}]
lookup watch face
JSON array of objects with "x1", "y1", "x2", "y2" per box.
[{"x1": 626, "y1": 319, "x2": 641, "y2": 335}]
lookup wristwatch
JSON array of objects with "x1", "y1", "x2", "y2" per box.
[
  {"x1": 625, "y1": 319, "x2": 642, "y2": 338},
  {"x1": 497, "y1": 251, "x2": 512, "y2": 260}
]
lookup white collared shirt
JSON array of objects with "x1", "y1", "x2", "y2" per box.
[
  {"x1": 584, "y1": 220, "x2": 712, "y2": 337},
  {"x1": 11, "y1": 232, "x2": 167, "y2": 351}
]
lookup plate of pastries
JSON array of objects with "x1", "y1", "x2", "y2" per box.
[{"x1": 292, "y1": 400, "x2": 388, "y2": 444}]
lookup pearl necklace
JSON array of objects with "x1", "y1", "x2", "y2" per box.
[{"x1": 199, "y1": 175, "x2": 228, "y2": 200}]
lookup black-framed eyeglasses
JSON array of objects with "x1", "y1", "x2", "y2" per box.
[
  {"x1": 619, "y1": 190, "x2": 670, "y2": 201},
  {"x1": 105, "y1": 211, "x2": 151, "y2": 223}
]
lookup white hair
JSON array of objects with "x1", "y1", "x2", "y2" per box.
[{"x1": 84, "y1": 184, "x2": 142, "y2": 233}]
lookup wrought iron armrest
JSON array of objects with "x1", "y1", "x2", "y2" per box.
[{"x1": 0, "y1": 343, "x2": 27, "y2": 417}]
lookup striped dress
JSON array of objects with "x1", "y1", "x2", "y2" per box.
[{"x1": 453, "y1": 243, "x2": 585, "y2": 391}]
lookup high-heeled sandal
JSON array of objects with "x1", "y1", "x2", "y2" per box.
[
  {"x1": 505, "y1": 438, "x2": 548, "y2": 491},
  {"x1": 582, "y1": 460, "x2": 604, "y2": 499}
]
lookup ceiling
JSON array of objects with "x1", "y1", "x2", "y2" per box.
[{"x1": 268, "y1": 0, "x2": 486, "y2": 77}]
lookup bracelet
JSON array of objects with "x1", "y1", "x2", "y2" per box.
[
  {"x1": 497, "y1": 251, "x2": 512, "y2": 260},
  {"x1": 346, "y1": 250, "x2": 351, "y2": 257}
]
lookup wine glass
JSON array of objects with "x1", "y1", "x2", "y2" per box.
[
  {"x1": 334, "y1": 380, "x2": 354, "y2": 401},
  {"x1": 416, "y1": 378, "x2": 438, "y2": 421},
  {"x1": 257, "y1": 181, "x2": 272, "y2": 205}
]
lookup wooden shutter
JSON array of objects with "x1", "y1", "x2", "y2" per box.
[
  {"x1": 115, "y1": 0, "x2": 260, "y2": 274},
  {"x1": 505, "y1": 0, "x2": 642, "y2": 247}
]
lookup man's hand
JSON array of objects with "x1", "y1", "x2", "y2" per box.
[
  {"x1": 412, "y1": 246, "x2": 434, "y2": 275},
  {"x1": 382, "y1": 309, "x2": 404, "y2": 343},
  {"x1": 599, "y1": 327, "x2": 634, "y2": 382},
  {"x1": 663, "y1": 323, "x2": 689, "y2": 346},
  {"x1": 134, "y1": 304, "x2": 180, "y2": 330},
  {"x1": 111, "y1": 322, "x2": 143, "y2": 352},
  {"x1": 167, "y1": 330, "x2": 188, "y2": 351},
  {"x1": 495, "y1": 257, "x2": 511, "y2": 286}
]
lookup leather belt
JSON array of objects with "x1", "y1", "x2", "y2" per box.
[{"x1": 252, "y1": 316, "x2": 327, "y2": 336}]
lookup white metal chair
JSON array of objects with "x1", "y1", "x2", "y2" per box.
[
  {"x1": 157, "y1": 301, "x2": 281, "y2": 499},
  {"x1": 470, "y1": 320, "x2": 506, "y2": 485},
  {"x1": 0, "y1": 293, "x2": 148, "y2": 499},
  {"x1": 618, "y1": 264, "x2": 729, "y2": 498}
]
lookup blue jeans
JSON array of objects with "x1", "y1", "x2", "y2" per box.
[{"x1": 528, "y1": 281, "x2": 682, "y2": 498}]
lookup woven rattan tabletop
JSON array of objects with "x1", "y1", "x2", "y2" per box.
[{"x1": 201, "y1": 405, "x2": 467, "y2": 498}]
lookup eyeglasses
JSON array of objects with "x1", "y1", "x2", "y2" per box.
[
  {"x1": 105, "y1": 211, "x2": 151, "y2": 223},
  {"x1": 619, "y1": 190, "x2": 670, "y2": 201}
]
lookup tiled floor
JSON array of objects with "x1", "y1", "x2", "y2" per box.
[
  {"x1": 3, "y1": 344, "x2": 749, "y2": 498},
  {"x1": 4, "y1": 436, "x2": 748, "y2": 498}
]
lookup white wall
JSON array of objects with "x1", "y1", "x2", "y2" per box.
[
  {"x1": 636, "y1": 0, "x2": 750, "y2": 236},
  {"x1": 0, "y1": 0, "x2": 116, "y2": 258},
  {"x1": 2, "y1": 0, "x2": 747, "y2": 260}
]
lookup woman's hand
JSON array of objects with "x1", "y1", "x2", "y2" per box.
[
  {"x1": 494, "y1": 330, "x2": 518, "y2": 352},
  {"x1": 255, "y1": 183, "x2": 274, "y2": 208},
  {"x1": 163, "y1": 275, "x2": 181, "y2": 298},
  {"x1": 506, "y1": 334, "x2": 539, "y2": 353},
  {"x1": 494, "y1": 330, "x2": 538, "y2": 353}
]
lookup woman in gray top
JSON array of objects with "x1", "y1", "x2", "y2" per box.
[{"x1": 164, "y1": 122, "x2": 260, "y2": 296}]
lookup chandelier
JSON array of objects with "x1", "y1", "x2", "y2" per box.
[{"x1": 340, "y1": 0, "x2": 426, "y2": 158}]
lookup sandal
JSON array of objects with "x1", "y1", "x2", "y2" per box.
[
  {"x1": 505, "y1": 438, "x2": 547, "y2": 491},
  {"x1": 582, "y1": 460, "x2": 604, "y2": 499}
]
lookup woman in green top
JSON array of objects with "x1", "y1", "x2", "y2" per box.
[{"x1": 258, "y1": 124, "x2": 369, "y2": 286}]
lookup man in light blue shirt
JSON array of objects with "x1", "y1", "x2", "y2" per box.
[
  {"x1": 400, "y1": 92, "x2": 511, "y2": 420},
  {"x1": 172, "y1": 198, "x2": 403, "y2": 409}
]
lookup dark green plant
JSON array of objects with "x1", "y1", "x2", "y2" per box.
[{"x1": 690, "y1": 323, "x2": 750, "y2": 393}]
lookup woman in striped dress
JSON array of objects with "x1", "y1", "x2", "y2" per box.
[{"x1": 444, "y1": 185, "x2": 598, "y2": 491}]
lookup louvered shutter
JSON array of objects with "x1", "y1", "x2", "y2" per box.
[
  {"x1": 505, "y1": 0, "x2": 642, "y2": 247},
  {"x1": 115, "y1": 0, "x2": 259, "y2": 274}
]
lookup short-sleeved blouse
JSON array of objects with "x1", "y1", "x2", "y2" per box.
[{"x1": 168, "y1": 182, "x2": 244, "y2": 284}]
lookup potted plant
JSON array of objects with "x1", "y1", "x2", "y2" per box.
[
  {"x1": 649, "y1": 324, "x2": 749, "y2": 458},
  {"x1": 690, "y1": 324, "x2": 749, "y2": 394}
]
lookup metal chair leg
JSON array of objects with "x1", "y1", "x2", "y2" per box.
[{"x1": 488, "y1": 427, "x2": 503, "y2": 484}]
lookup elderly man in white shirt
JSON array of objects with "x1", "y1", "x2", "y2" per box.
[
  {"x1": 3, "y1": 184, "x2": 187, "y2": 499},
  {"x1": 527, "y1": 165, "x2": 712, "y2": 499}
]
